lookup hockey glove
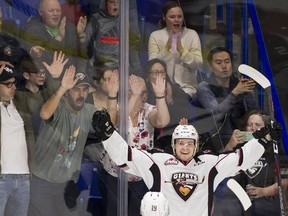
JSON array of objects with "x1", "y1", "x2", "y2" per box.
[
  {"x1": 252, "y1": 125, "x2": 270, "y2": 139},
  {"x1": 92, "y1": 108, "x2": 115, "y2": 141},
  {"x1": 269, "y1": 121, "x2": 282, "y2": 141},
  {"x1": 252, "y1": 122, "x2": 282, "y2": 147}
]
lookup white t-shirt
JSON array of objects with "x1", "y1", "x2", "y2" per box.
[{"x1": 0, "y1": 101, "x2": 29, "y2": 174}]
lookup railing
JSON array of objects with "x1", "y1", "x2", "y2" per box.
[{"x1": 247, "y1": 0, "x2": 288, "y2": 154}]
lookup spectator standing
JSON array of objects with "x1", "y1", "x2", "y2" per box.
[
  {"x1": 0, "y1": 34, "x2": 52, "y2": 216},
  {"x1": 148, "y1": 1, "x2": 203, "y2": 99},
  {"x1": 0, "y1": 63, "x2": 34, "y2": 216},
  {"x1": 28, "y1": 65, "x2": 98, "y2": 216},
  {"x1": 197, "y1": 47, "x2": 259, "y2": 152}
]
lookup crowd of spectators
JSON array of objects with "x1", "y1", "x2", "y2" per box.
[{"x1": 0, "y1": 0, "x2": 287, "y2": 216}]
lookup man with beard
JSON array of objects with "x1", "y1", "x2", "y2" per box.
[{"x1": 28, "y1": 64, "x2": 97, "y2": 216}]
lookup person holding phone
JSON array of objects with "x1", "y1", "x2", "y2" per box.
[{"x1": 213, "y1": 109, "x2": 288, "y2": 216}]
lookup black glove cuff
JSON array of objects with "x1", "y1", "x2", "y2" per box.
[
  {"x1": 102, "y1": 129, "x2": 114, "y2": 141},
  {"x1": 258, "y1": 137, "x2": 269, "y2": 149}
]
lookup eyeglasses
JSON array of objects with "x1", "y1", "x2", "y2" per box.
[
  {"x1": 0, "y1": 80, "x2": 17, "y2": 88},
  {"x1": 35, "y1": 71, "x2": 46, "y2": 77},
  {"x1": 176, "y1": 141, "x2": 195, "y2": 148},
  {"x1": 150, "y1": 70, "x2": 166, "y2": 77}
]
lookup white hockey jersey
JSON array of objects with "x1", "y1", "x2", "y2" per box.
[{"x1": 103, "y1": 131, "x2": 265, "y2": 216}]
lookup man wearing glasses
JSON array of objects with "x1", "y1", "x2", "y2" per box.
[{"x1": 0, "y1": 63, "x2": 35, "y2": 216}]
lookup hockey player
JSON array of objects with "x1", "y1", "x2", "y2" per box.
[{"x1": 92, "y1": 109, "x2": 282, "y2": 216}]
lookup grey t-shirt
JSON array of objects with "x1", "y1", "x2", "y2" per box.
[{"x1": 33, "y1": 99, "x2": 97, "y2": 183}]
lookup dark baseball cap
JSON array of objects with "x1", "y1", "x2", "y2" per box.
[
  {"x1": 74, "y1": 72, "x2": 94, "y2": 93},
  {"x1": 73, "y1": 58, "x2": 94, "y2": 91},
  {"x1": 0, "y1": 65, "x2": 16, "y2": 82},
  {"x1": 74, "y1": 72, "x2": 93, "y2": 88},
  {"x1": 0, "y1": 33, "x2": 24, "y2": 66}
]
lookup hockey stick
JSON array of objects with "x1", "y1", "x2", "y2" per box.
[
  {"x1": 238, "y1": 65, "x2": 274, "y2": 122},
  {"x1": 238, "y1": 64, "x2": 286, "y2": 216},
  {"x1": 238, "y1": 64, "x2": 271, "y2": 89},
  {"x1": 227, "y1": 179, "x2": 252, "y2": 211}
]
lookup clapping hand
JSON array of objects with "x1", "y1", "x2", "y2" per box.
[
  {"x1": 56, "y1": 16, "x2": 66, "y2": 41},
  {"x1": 176, "y1": 32, "x2": 184, "y2": 55},
  {"x1": 165, "y1": 29, "x2": 172, "y2": 51},
  {"x1": 77, "y1": 16, "x2": 87, "y2": 42},
  {"x1": 77, "y1": 16, "x2": 87, "y2": 34}
]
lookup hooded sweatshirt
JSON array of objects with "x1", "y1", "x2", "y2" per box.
[{"x1": 85, "y1": 0, "x2": 142, "y2": 75}]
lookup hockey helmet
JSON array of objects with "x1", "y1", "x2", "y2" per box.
[
  {"x1": 140, "y1": 191, "x2": 169, "y2": 216},
  {"x1": 171, "y1": 125, "x2": 199, "y2": 156}
]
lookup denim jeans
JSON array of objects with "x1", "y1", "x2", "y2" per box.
[{"x1": 0, "y1": 174, "x2": 30, "y2": 216}]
